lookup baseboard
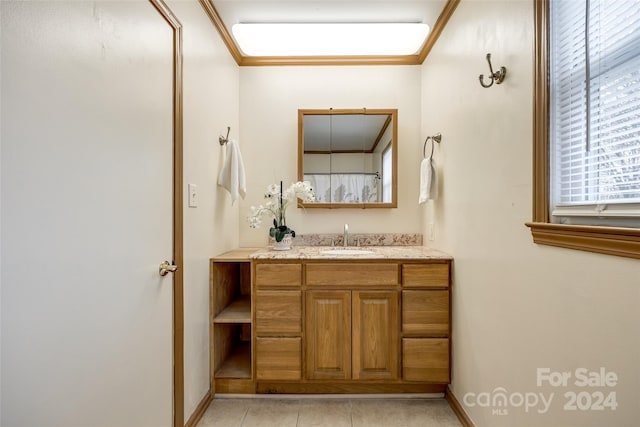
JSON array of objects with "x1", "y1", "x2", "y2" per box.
[
  {"x1": 184, "y1": 390, "x2": 212, "y2": 427},
  {"x1": 215, "y1": 393, "x2": 444, "y2": 399},
  {"x1": 445, "y1": 387, "x2": 475, "y2": 427},
  {"x1": 256, "y1": 382, "x2": 446, "y2": 394}
]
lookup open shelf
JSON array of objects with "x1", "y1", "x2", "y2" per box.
[
  {"x1": 214, "y1": 342, "x2": 251, "y2": 379},
  {"x1": 211, "y1": 252, "x2": 255, "y2": 388},
  {"x1": 214, "y1": 296, "x2": 251, "y2": 324}
]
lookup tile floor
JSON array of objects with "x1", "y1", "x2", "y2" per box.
[{"x1": 197, "y1": 396, "x2": 462, "y2": 427}]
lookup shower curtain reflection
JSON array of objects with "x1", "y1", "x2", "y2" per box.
[{"x1": 305, "y1": 173, "x2": 380, "y2": 203}]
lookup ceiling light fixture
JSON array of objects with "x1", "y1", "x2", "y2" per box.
[{"x1": 232, "y1": 23, "x2": 430, "y2": 56}]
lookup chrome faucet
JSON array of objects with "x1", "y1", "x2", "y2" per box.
[{"x1": 343, "y1": 223, "x2": 349, "y2": 247}]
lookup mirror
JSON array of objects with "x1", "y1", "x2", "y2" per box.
[{"x1": 298, "y1": 108, "x2": 397, "y2": 208}]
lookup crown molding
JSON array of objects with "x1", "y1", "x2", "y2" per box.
[
  {"x1": 417, "y1": 0, "x2": 460, "y2": 64},
  {"x1": 199, "y1": 0, "x2": 243, "y2": 65}
]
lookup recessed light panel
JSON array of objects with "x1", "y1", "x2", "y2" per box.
[{"x1": 232, "y1": 23, "x2": 430, "y2": 56}]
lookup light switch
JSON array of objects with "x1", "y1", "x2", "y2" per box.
[{"x1": 188, "y1": 183, "x2": 198, "y2": 208}]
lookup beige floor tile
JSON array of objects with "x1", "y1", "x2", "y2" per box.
[
  {"x1": 351, "y1": 399, "x2": 411, "y2": 427},
  {"x1": 297, "y1": 399, "x2": 352, "y2": 427},
  {"x1": 197, "y1": 399, "x2": 251, "y2": 427},
  {"x1": 240, "y1": 399, "x2": 300, "y2": 427},
  {"x1": 197, "y1": 397, "x2": 461, "y2": 427},
  {"x1": 422, "y1": 399, "x2": 464, "y2": 426},
  {"x1": 351, "y1": 398, "x2": 461, "y2": 427}
]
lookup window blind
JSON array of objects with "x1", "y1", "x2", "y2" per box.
[{"x1": 550, "y1": 0, "x2": 640, "y2": 221}]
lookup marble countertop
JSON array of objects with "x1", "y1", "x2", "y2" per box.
[{"x1": 249, "y1": 245, "x2": 452, "y2": 260}]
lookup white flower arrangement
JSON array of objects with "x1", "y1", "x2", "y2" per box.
[{"x1": 247, "y1": 180, "x2": 315, "y2": 242}]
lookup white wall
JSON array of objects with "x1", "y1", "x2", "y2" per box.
[
  {"x1": 421, "y1": 1, "x2": 640, "y2": 426},
  {"x1": 239, "y1": 66, "x2": 423, "y2": 246}
]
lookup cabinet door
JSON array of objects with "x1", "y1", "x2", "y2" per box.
[
  {"x1": 305, "y1": 291, "x2": 351, "y2": 380},
  {"x1": 352, "y1": 291, "x2": 399, "y2": 380}
]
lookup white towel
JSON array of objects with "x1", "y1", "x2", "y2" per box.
[
  {"x1": 418, "y1": 157, "x2": 438, "y2": 204},
  {"x1": 217, "y1": 139, "x2": 246, "y2": 204}
]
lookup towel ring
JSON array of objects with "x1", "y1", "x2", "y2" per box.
[{"x1": 423, "y1": 133, "x2": 442, "y2": 158}]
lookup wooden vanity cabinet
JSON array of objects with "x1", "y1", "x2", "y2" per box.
[{"x1": 215, "y1": 255, "x2": 452, "y2": 395}]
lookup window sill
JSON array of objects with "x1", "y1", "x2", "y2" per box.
[{"x1": 526, "y1": 222, "x2": 640, "y2": 259}]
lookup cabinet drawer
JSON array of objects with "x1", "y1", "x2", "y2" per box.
[
  {"x1": 402, "y1": 290, "x2": 449, "y2": 336},
  {"x1": 402, "y1": 264, "x2": 449, "y2": 288},
  {"x1": 256, "y1": 337, "x2": 301, "y2": 380},
  {"x1": 403, "y1": 338, "x2": 450, "y2": 383},
  {"x1": 306, "y1": 263, "x2": 398, "y2": 287},
  {"x1": 255, "y1": 290, "x2": 302, "y2": 335},
  {"x1": 255, "y1": 263, "x2": 302, "y2": 288}
]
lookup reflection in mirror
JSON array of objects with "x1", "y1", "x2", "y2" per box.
[{"x1": 298, "y1": 109, "x2": 397, "y2": 208}]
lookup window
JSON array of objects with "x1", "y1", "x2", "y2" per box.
[
  {"x1": 549, "y1": 0, "x2": 640, "y2": 226},
  {"x1": 527, "y1": 0, "x2": 640, "y2": 259},
  {"x1": 382, "y1": 143, "x2": 393, "y2": 203}
]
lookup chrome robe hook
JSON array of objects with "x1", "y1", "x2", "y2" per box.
[
  {"x1": 219, "y1": 126, "x2": 231, "y2": 145},
  {"x1": 479, "y1": 53, "x2": 507, "y2": 88}
]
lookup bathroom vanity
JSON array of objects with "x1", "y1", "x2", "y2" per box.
[{"x1": 210, "y1": 245, "x2": 452, "y2": 395}]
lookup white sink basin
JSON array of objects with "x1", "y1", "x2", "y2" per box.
[{"x1": 320, "y1": 249, "x2": 374, "y2": 256}]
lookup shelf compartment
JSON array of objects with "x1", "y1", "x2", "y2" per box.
[
  {"x1": 214, "y1": 296, "x2": 251, "y2": 324},
  {"x1": 213, "y1": 323, "x2": 252, "y2": 380},
  {"x1": 212, "y1": 261, "x2": 251, "y2": 319},
  {"x1": 215, "y1": 342, "x2": 252, "y2": 379}
]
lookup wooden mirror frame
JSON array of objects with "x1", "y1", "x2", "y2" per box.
[{"x1": 298, "y1": 108, "x2": 398, "y2": 209}]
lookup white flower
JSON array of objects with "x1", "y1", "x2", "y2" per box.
[
  {"x1": 293, "y1": 181, "x2": 316, "y2": 202},
  {"x1": 246, "y1": 180, "x2": 316, "y2": 230},
  {"x1": 266, "y1": 183, "x2": 280, "y2": 196},
  {"x1": 247, "y1": 205, "x2": 265, "y2": 228}
]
